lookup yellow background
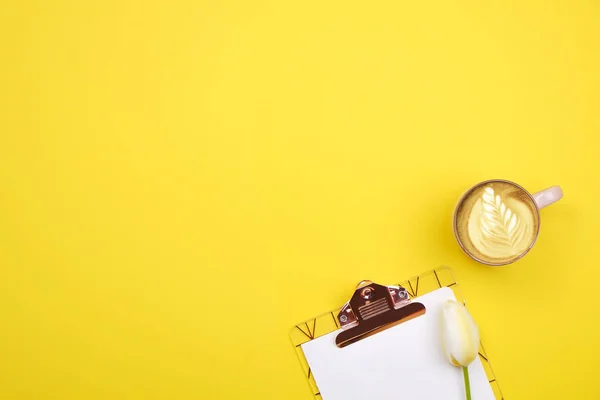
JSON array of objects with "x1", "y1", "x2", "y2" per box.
[{"x1": 1, "y1": 1, "x2": 599, "y2": 399}]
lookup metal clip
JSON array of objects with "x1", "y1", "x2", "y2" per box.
[{"x1": 336, "y1": 280, "x2": 426, "y2": 348}]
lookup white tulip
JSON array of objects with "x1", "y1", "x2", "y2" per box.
[{"x1": 441, "y1": 299, "x2": 480, "y2": 400}]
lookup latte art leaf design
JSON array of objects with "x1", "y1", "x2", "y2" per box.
[{"x1": 480, "y1": 187, "x2": 526, "y2": 249}]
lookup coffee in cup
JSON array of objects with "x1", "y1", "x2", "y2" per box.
[{"x1": 454, "y1": 180, "x2": 562, "y2": 266}]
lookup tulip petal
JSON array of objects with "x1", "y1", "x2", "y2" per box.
[{"x1": 440, "y1": 300, "x2": 480, "y2": 367}]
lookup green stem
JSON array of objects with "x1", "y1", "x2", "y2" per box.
[{"x1": 463, "y1": 366, "x2": 472, "y2": 400}]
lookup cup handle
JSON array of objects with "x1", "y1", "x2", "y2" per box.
[{"x1": 532, "y1": 186, "x2": 563, "y2": 209}]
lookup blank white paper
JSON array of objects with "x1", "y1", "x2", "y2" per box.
[{"x1": 301, "y1": 287, "x2": 495, "y2": 400}]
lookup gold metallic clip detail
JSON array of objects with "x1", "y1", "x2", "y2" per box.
[{"x1": 335, "y1": 280, "x2": 426, "y2": 348}]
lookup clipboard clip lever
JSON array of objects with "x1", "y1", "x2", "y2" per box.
[{"x1": 335, "y1": 280, "x2": 426, "y2": 348}]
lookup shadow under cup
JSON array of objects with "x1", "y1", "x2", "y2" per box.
[{"x1": 453, "y1": 180, "x2": 543, "y2": 266}]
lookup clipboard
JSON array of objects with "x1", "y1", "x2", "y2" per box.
[{"x1": 290, "y1": 266, "x2": 503, "y2": 399}]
